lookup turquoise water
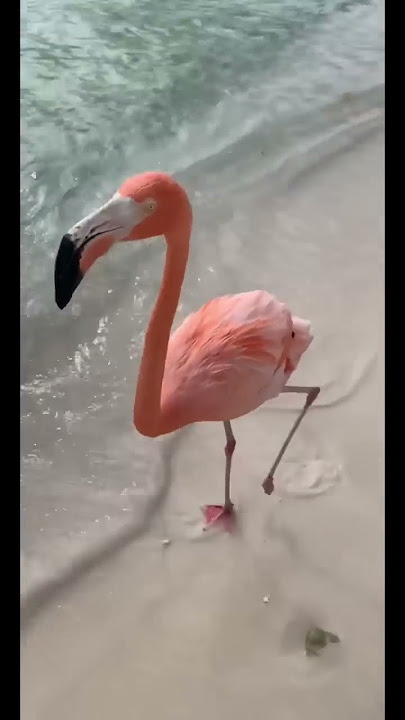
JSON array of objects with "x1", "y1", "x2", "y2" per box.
[
  {"x1": 20, "y1": 0, "x2": 384, "y2": 600},
  {"x1": 21, "y1": 0, "x2": 383, "y2": 319}
]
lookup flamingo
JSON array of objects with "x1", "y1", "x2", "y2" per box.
[{"x1": 54, "y1": 172, "x2": 319, "y2": 531}]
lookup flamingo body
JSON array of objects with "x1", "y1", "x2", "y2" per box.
[
  {"x1": 54, "y1": 171, "x2": 319, "y2": 532},
  {"x1": 161, "y1": 290, "x2": 312, "y2": 433}
]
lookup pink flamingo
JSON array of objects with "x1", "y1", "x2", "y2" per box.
[{"x1": 55, "y1": 172, "x2": 319, "y2": 530}]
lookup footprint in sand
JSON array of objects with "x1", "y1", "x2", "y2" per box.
[
  {"x1": 276, "y1": 460, "x2": 343, "y2": 499},
  {"x1": 173, "y1": 460, "x2": 343, "y2": 540}
]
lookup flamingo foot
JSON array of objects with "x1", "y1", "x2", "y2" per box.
[
  {"x1": 262, "y1": 476, "x2": 275, "y2": 496},
  {"x1": 203, "y1": 504, "x2": 235, "y2": 533}
]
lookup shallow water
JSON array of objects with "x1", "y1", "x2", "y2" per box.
[{"x1": 20, "y1": 0, "x2": 384, "y2": 598}]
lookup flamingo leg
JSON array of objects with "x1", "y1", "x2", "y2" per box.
[
  {"x1": 203, "y1": 420, "x2": 236, "y2": 531},
  {"x1": 223, "y1": 420, "x2": 236, "y2": 509},
  {"x1": 262, "y1": 386, "x2": 320, "y2": 495}
]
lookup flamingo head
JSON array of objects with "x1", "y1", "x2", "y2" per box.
[{"x1": 54, "y1": 171, "x2": 191, "y2": 309}]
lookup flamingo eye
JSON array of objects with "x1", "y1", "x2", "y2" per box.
[{"x1": 145, "y1": 198, "x2": 157, "y2": 212}]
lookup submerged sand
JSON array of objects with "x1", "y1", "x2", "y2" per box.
[{"x1": 21, "y1": 131, "x2": 384, "y2": 720}]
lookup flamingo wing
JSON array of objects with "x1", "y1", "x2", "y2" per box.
[{"x1": 161, "y1": 291, "x2": 312, "y2": 428}]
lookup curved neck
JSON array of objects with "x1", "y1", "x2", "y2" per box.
[{"x1": 133, "y1": 222, "x2": 190, "y2": 437}]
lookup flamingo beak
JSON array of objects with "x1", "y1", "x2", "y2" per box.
[
  {"x1": 54, "y1": 233, "x2": 84, "y2": 309},
  {"x1": 55, "y1": 193, "x2": 143, "y2": 310}
]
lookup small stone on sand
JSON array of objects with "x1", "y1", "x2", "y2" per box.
[{"x1": 305, "y1": 627, "x2": 340, "y2": 656}]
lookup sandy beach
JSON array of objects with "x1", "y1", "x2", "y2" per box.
[{"x1": 21, "y1": 130, "x2": 384, "y2": 720}]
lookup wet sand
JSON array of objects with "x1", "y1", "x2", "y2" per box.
[{"x1": 21, "y1": 131, "x2": 384, "y2": 720}]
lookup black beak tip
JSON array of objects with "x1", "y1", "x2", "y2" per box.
[
  {"x1": 55, "y1": 292, "x2": 70, "y2": 311},
  {"x1": 54, "y1": 234, "x2": 83, "y2": 310}
]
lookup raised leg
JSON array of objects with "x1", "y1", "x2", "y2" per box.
[
  {"x1": 203, "y1": 420, "x2": 236, "y2": 531},
  {"x1": 262, "y1": 386, "x2": 320, "y2": 496}
]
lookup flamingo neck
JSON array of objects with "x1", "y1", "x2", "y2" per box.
[{"x1": 133, "y1": 222, "x2": 190, "y2": 437}]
